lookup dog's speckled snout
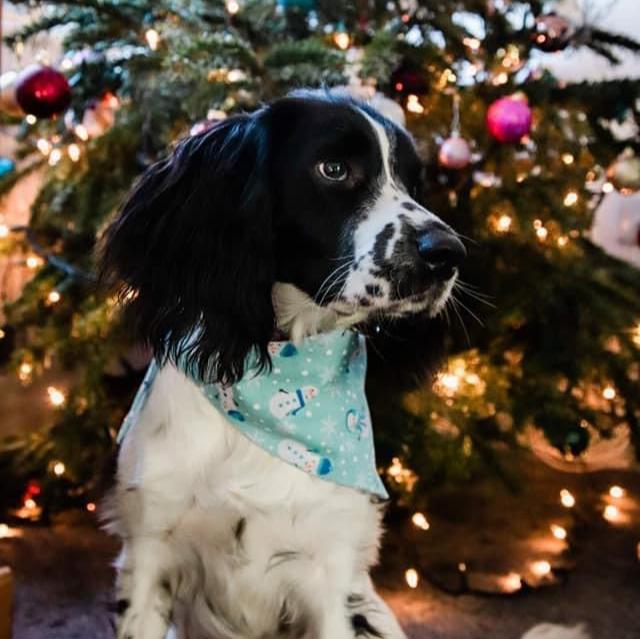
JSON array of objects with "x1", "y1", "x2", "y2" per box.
[{"x1": 416, "y1": 226, "x2": 466, "y2": 281}]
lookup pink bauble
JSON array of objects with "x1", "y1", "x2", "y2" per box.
[
  {"x1": 486, "y1": 96, "x2": 532, "y2": 144},
  {"x1": 438, "y1": 135, "x2": 471, "y2": 169},
  {"x1": 16, "y1": 65, "x2": 71, "y2": 118}
]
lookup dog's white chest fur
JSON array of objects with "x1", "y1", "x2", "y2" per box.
[{"x1": 111, "y1": 364, "x2": 403, "y2": 639}]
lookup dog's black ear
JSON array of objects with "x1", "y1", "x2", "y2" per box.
[{"x1": 100, "y1": 114, "x2": 274, "y2": 383}]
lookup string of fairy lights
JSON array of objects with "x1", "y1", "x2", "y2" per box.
[
  {"x1": 389, "y1": 452, "x2": 637, "y2": 594},
  {"x1": 0, "y1": 0, "x2": 638, "y2": 595}
]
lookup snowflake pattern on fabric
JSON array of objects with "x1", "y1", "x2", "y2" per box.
[{"x1": 118, "y1": 329, "x2": 388, "y2": 498}]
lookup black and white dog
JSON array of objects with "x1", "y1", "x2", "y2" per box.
[{"x1": 101, "y1": 92, "x2": 465, "y2": 639}]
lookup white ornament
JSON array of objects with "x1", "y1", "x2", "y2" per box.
[{"x1": 591, "y1": 190, "x2": 640, "y2": 269}]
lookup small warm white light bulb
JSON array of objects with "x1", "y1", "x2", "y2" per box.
[
  {"x1": 67, "y1": 143, "x2": 81, "y2": 162},
  {"x1": 463, "y1": 37, "x2": 481, "y2": 51},
  {"x1": 563, "y1": 191, "x2": 579, "y2": 206},
  {"x1": 24, "y1": 498, "x2": 36, "y2": 510},
  {"x1": 550, "y1": 524, "x2": 567, "y2": 540},
  {"x1": 52, "y1": 461, "x2": 65, "y2": 476},
  {"x1": 496, "y1": 214, "x2": 512, "y2": 233},
  {"x1": 493, "y1": 72, "x2": 508, "y2": 86},
  {"x1": 602, "y1": 385, "x2": 616, "y2": 400},
  {"x1": 75, "y1": 124, "x2": 89, "y2": 141},
  {"x1": 36, "y1": 138, "x2": 51, "y2": 155},
  {"x1": 406, "y1": 95, "x2": 425, "y2": 114},
  {"x1": 26, "y1": 255, "x2": 41, "y2": 269},
  {"x1": 47, "y1": 386, "x2": 66, "y2": 407},
  {"x1": 500, "y1": 572, "x2": 522, "y2": 593},
  {"x1": 0, "y1": 524, "x2": 9, "y2": 538},
  {"x1": 560, "y1": 489, "x2": 575, "y2": 508},
  {"x1": 439, "y1": 372, "x2": 460, "y2": 394},
  {"x1": 86, "y1": 502, "x2": 96, "y2": 513},
  {"x1": 387, "y1": 457, "x2": 402, "y2": 477},
  {"x1": 609, "y1": 485, "x2": 625, "y2": 499},
  {"x1": 145, "y1": 28, "x2": 160, "y2": 51},
  {"x1": 19, "y1": 362, "x2": 33, "y2": 380},
  {"x1": 536, "y1": 226, "x2": 548, "y2": 241},
  {"x1": 531, "y1": 560, "x2": 552, "y2": 578},
  {"x1": 562, "y1": 153, "x2": 574, "y2": 165},
  {"x1": 405, "y1": 568, "x2": 419, "y2": 589},
  {"x1": 333, "y1": 31, "x2": 351, "y2": 51},
  {"x1": 603, "y1": 504, "x2": 620, "y2": 522},
  {"x1": 48, "y1": 148, "x2": 62, "y2": 166},
  {"x1": 602, "y1": 181, "x2": 614, "y2": 194},
  {"x1": 557, "y1": 235, "x2": 569, "y2": 248},
  {"x1": 0, "y1": 329, "x2": 4, "y2": 339},
  {"x1": 411, "y1": 512, "x2": 430, "y2": 531},
  {"x1": 226, "y1": 0, "x2": 240, "y2": 14},
  {"x1": 48, "y1": 290, "x2": 61, "y2": 304},
  {"x1": 25, "y1": 114, "x2": 37, "y2": 125},
  {"x1": 0, "y1": 224, "x2": 9, "y2": 238}
]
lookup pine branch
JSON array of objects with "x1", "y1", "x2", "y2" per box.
[
  {"x1": 3, "y1": 10, "x2": 82, "y2": 48},
  {"x1": 583, "y1": 41, "x2": 621, "y2": 64},
  {"x1": 589, "y1": 28, "x2": 640, "y2": 53},
  {"x1": 9, "y1": 226, "x2": 95, "y2": 282}
]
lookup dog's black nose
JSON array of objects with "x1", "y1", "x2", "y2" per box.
[{"x1": 416, "y1": 228, "x2": 466, "y2": 280}]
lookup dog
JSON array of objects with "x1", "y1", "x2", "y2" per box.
[{"x1": 101, "y1": 91, "x2": 466, "y2": 639}]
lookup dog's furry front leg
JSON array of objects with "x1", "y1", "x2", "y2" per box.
[
  {"x1": 347, "y1": 575, "x2": 407, "y2": 639},
  {"x1": 310, "y1": 593, "x2": 356, "y2": 639},
  {"x1": 115, "y1": 538, "x2": 175, "y2": 639}
]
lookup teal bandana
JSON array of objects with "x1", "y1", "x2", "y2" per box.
[{"x1": 119, "y1": 330, "x2": 389, "y2": 499}]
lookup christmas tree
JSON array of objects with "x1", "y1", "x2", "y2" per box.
[{"x1": 1, "y1": 0, "x2": 639, "y2": 544}]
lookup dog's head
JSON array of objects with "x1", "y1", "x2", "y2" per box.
[{"x1": 101, "y1": 93, "x2": 465, "y2": 383}]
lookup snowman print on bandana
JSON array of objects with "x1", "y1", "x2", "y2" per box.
[
  {"x1": 268, "y1": 342, "x2": 299, "y2": 358},
  {"x1": 277, "y1": 438, "x2": 332, "y2": 476},
  {"x1": 269, "y1": 386, "x2": 319, "y2": 419},
  {"x1": 215, "y1": 384, "x2": 245, "y2": 422},
  {"x1": 345, "y1": 409, "x2": 370, "y2": 440}
]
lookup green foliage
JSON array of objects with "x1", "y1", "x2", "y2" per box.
[
  {"x1": 264, "y1": 38, "x2": 346, "y2": 87},
  {"x1": 2, "y1": 0, "x2": 640, "y2": 508}
]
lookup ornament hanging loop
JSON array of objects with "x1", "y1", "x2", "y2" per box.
[
  {"x1": 451, "y1": 93, "x2": 461, "y2": 137},
  {"x1": 438, "y1": 93, "x2": 472, "y2": 170}
]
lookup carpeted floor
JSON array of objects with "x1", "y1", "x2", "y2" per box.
[{"x1": 1, "y1": 494, "x2": 638, "y2": 639}]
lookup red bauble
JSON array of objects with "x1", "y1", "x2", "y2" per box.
[
  {"x1": 16, "y1": 65, "x2": 71, "y2": 118},
  {"x1": 390, "y1": 64, "x2": 428, "y2": 96},
  {"x1": 24, "y1": 479, "x2": 41, "y2": 498},
  {"x1": 486, "y1": 96, "x2": 532, "y2": 144},
  {"x1": 532, "y1": 13, "x2": 574, "y2": 53}
]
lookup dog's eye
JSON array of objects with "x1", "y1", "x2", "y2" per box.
[{"x1": 317, "y1": 161, "x2": 349, "y2": 182}]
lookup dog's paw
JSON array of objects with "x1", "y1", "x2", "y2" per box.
[
  {"x1": 521, "y1": 624, "x2": 590, "y2": 639},
  {"x1": 117, "y1": 606, "x2": 170, "y2": 639}
]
